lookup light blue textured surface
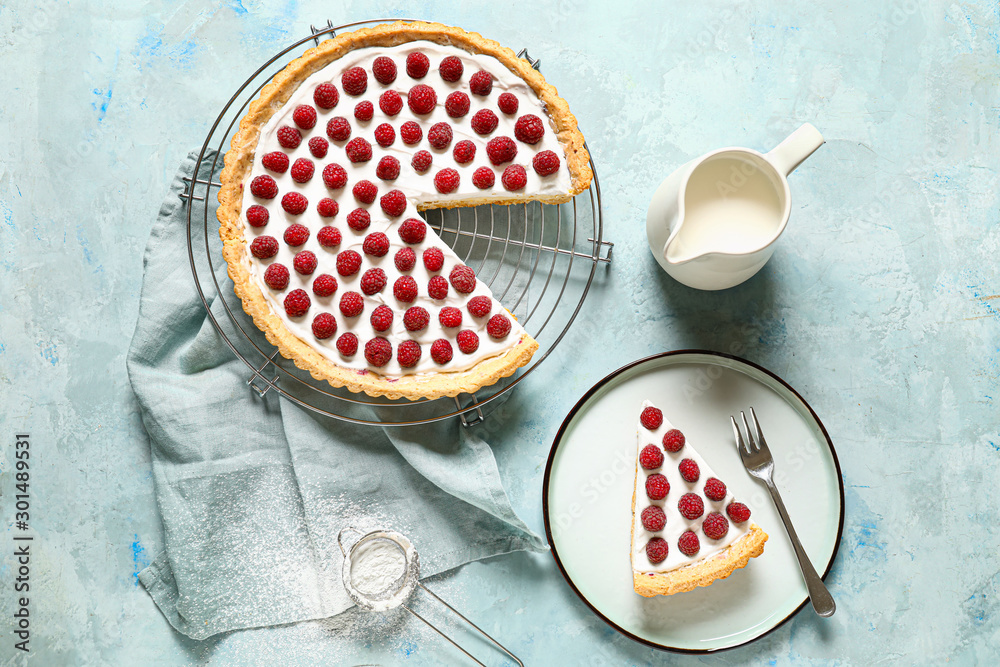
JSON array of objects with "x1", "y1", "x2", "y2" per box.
[{"x1": 1, "y1": 0, "x2": 998, "y2": 664}]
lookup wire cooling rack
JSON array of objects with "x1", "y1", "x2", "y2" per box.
[{"x1": 183, "y1": 18, "x2": 612, "y2": 426}]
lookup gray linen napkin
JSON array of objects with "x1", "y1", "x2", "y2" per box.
[{"x1": 126, "y1": 150, "x2": 545, "y2": 640}]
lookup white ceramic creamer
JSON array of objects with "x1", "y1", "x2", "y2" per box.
[{"x1": 646, "y1": 123, "x2": 824, "y2": 290}]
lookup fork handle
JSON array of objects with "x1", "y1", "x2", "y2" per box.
[{"x1": 764, "y1": 480, "x2": 836, "y2": 617}]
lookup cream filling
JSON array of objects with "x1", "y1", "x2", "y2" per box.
[
  {"x1": 630, "y1": 400, "x2": 750, "y2": 574},
  {"x1": 240, "y1": 41, "x2": 573, "y2": 377}
]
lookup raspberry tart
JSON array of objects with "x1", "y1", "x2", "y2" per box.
[
  {"x1": 218, "y1": 21, "x2": 592, "y2": 400},
  {"x1": 631, "y1": 401, "x2": 768, "y2": 597}
]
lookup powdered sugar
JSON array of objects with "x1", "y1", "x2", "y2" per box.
[{"x1": 349, "y1": 538, "x2": 407, "y2": 596}]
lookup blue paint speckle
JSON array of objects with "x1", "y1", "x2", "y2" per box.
[
  {"x1": 37, "y1": 342, "x2": 58, "y2": 366},
  {"x1": 131, "y1": 534, "x2": 150, "y2": 586},
  {"x1": 92, "y1": 86, "x2": 112, "y2": 122}
]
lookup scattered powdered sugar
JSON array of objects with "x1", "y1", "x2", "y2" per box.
[{"x1": 349, "y1": 538, "x2": 407, "y2": 596}]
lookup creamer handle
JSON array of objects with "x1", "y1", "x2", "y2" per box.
[{"x1": 766, "y1": 123, "x2": 824, "y2": 176}]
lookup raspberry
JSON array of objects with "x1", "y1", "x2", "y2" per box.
[
  {"x1": 471, "y1": 109, "x2": 499, "y2": 136},
  {"x1": 250, "y1": 175, "x2": 278, "y2": 199},
  {"x1": 439, "y1": 55, "x2": 463, "y2": 82},
  {"x1": 345, "y1": 137, "x2": 372, "y2": 163},
  {"x1": 532, "y1": 150, "x2": 560, "y2": 176},
  {"x1": 277, "y1": 125, "x2": 301, "y2": 149},
  {"x1": 449, "y1": 265, "x2": 476, "y2": 294},
  {"x1": 427, "y1": 275, "x2": 449, "y2": 300},
  {"x1": 645, "y1": 473, "x2": 670, "y2": 500},
  {"x1": 346, "y1": 208, "x2": 371, "y2": 231},
  {"x1": 379, "y1": 90, "x2": 403, "y2": 116},
  {"x1": 311, "y1": 273, "x2": 338, "y2": 297},
  {"x1": 641, "y1": 505, "x2": 666, "y2": 532},
  {"x1": 380, "y1": 190, "x2": 407, "y2": 217},
  {"x1": 341, "y1": 66, "x2": 367, "y2": 96},
  {"x1": 678, "y1": 531, "x2": 700, "y2": 557},
  {"x1": 370, "y1": 304, "x2": 393, "y2": 332},
  {"x1": 501, "y1": 165, "x2": 527, "y2": 191},
  {"x1": 430, "y1": 339, "x2": 453, "y2": 364},
  {"x1": 336, "y1": 250, "x2": 362, "y2": 276},
  {"x1": 662, "y1": 429, "x2": 685, "y2": 453},
  {"x1": 457, "y1": 329, "x2": 480, "y2": 354},
  {"x1": 311, "y1": 312, "x2": 337, "y2": 339},
  {"x1": 639, "y1": 444, "x2": 663, "y2": 470},
  {"x1": 293, "y1": 250, "x2": 317, "y2": 275},
  {"x1": 322, "y1": 163, "x2": 348, "y2": 189},
  {"x1": 403, "y1": 306, "x2": 430, "y2": 332},
  {"x1": 290, "y1": 158, "x2": 314, "y2": 183},
  {"x1": 704, "y1": 478, "x2": 727, "y2": 502},
  {"x1": 362, "y1": 232, "x2": 390, "y2": 257},
  {"x1": 284, "y1": 289, "x2": 310, "y2": 317},
  {"x1": 365, "y1": 337, "x2": 392, "y2": 367},
  {"x1": 281, "y1": 192, "x2": 308, "y2": 215},
  {"x1": 292, "y1": 104, "x2": 317, "y2": 130},
  {"x1": 263, "y1": 263, "x2": 289, "y2": 290},
  {"x1": 394, "y1": 247, "x2": 416, "y2": 272},
  {"x1": 336, "y1": 332, "x2": 359, "y2": 356},
  {"x1": 354, "y1": 101, "x2": 374, "y2": 122},
  {"x1": 313, "y1": 82, "x2": 339, "y2": 109},
  {"x1": 645, "y1": 537, "x2": 668, "y2": 564},
  {"x1": 438, "y1": 306, "x2": 462, "y2": 328},
  {"x1": 374, "y1": 123, "x2": 395, "y2": 147},
  {"x1": 407, "y1": 84, "x2": 437, "y2": 114},
  {"x1": 678, "y1": 493, "x2": 704, "y2": 520},
  {"x1": 250, "y1": 235, "x2": 278, "y2": 259},
  {"x1": 317, "y1": 197, "x2": 339, "y2": 218},
  {"x1": 400, "y1": 121, "x2": 422, "y2": 145},
  {"x1": 376, "y1": 156, "x2": 401, "y2": 180},
  {"x1": 339, "y1": 291, "x2": 364, "y2": 317},
  {"x1": 411, "y1": 150, "x2": 432, "y2": 173},
  {"x1": 469, "y1": 70, "x2": 493, "y2": 96},
  {"x1": 467, "y1": 296, "x2": 492, "y2": 318},
  {"x1": 497, "y1": 92, "x2": 519, "y2": 115},
  {"x1": 423, "y1": 247, "x2": 444, "y2": 271},
  {"x1": 486, "y1": 136, "x2": 517, "y2": 165},
  {"x1": 245, "y1": 205, "x2": 269, "y2": 227},
  {"x1": 360, "y1": 268, "x2": 387, "y2": 295},
  {"x1": 487, "y1": 314, "x2": 511, "y2": 339},
  {"x1": 702, "y1": 512, "x2": 730, "y2": 540},
  {"x1": 372, "y1": 56, "x2": 397, "y2": 84},
  {"x1": 445, "y1": 91, "x2": 470, "y2": 118},
  {"x1": 640, "y1": 407, "x2": 663, "y2": 430},
  {"x1": 398, "y1": 218, "x2": 427, "y2": 244},
  {"x1": 353, "y1": 180, "x2": 378, "y2": 204},
  {"x1": 453, "y1": 140, "x2": 476, "y2": 165},
  {"x1": 427, "y1": 122, "x2": 453, "y2": 149},
  {"x1": 514, "y1": 114, "x2": 545, "y2": 144},
  {"x1": 317, "y1": 226, "x2": 342, "y2": 248},
  {"x1": 283, "y1": 224, "x2": 309, "y2": 247},
  {"x1": 308, "y1": 136, "x2": 329, "y2": 159},
  {"x1": 679, "y1": 459, "x2": 700, "y2": 483},
  {"x1": 261, "y1": 151, "x2": 289, "y2": 173},
  {"x1": 472, "y1": 167, "x2": 495, "y2": 189},
  {"x1": 326, "y1": 117, "x2": 351, "y2": 141},
  {"x1": 397, "y1": 340, "x2": 422, "y2": 368},
  {"x1": 726, "y1": 502, "x2": 751, "y2": 524},
  {"x1": 393, "y1": 276, "x2": 418, "y2": 302},
  {"x1": 406, "y1": 52, "x2": 430, "y2": 78},
  {"x1": 434, "y1": 168, "x2": 460, "y2": 194}
]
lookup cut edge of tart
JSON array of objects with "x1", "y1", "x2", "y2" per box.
[
  {"x1": 217, "y1": 21, "x2": 591, "y2": 400},
  {"x1": 630, "y1": 401, "x2": 768, "y2": 597}
]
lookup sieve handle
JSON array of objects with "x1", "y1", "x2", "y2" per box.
[{"x1": 337, "y1": 526, "x2": 365, "y2": 557}]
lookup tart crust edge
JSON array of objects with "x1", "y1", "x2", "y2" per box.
[{"x1": 216, "y1": 21, "x2": 587, "y2": 400}]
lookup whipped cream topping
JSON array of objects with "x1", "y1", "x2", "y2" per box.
[
  {"x1": 239, "y1": 41, "x2": 573, "y2": 377},
  {"x1": 631, "y1": 400, "x2": 751, "y2": 574}
]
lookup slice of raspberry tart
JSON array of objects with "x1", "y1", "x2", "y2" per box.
[
  {"x1": 631, "y1": 401, "x2": 768, "y2": 597},
  {"x1": 217, "y1": 21, "x2": 592, "y2": 401}
]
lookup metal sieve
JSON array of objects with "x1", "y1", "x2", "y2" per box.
[{"x1": 338, "y1": 527, "x2": 523, "y2": 666}]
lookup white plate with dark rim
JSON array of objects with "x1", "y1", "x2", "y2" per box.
[{"x1": 542, "y1": 350, "x2": 844, "y2": 653}]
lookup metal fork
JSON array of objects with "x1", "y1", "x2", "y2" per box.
[{"x1": 732, "y1": 408, "x2": 836, "y2": 617}]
